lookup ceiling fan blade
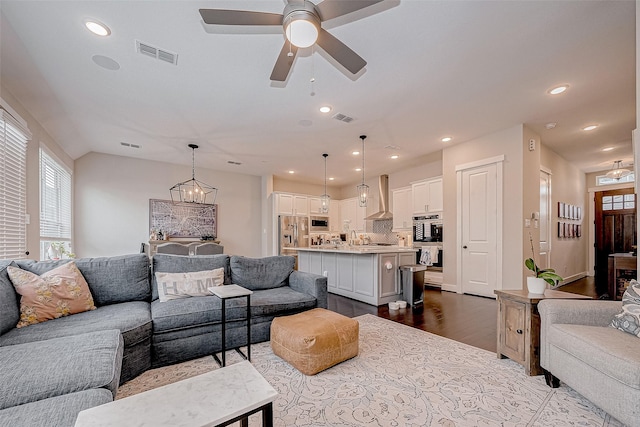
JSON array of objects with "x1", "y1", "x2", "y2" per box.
[
  {"x1": 316, "y1": 28, "x2": 366, "y2": 75},
  {"x1": 199, "y1": 9, "x2": 283, "y2": 26},
  {"x1": 270, "y1": 43, "x2": 299, "y2": 81},
  {"x1": 315, "y1": 0, "x2": 384, "y2": 21}
]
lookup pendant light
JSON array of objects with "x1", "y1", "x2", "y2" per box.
[
  {"x1": 356, "y1": 135, "x2": 369, "y2": 207},
  {"x1": 320, "y1": 153, "x2": 330, "y2": 213},
  {"x1": 605, "y1": 160, "x2": 632, "y2": 180},
  {"x1": 169, "y1": 144, "x2": 218, "y2": 204}
]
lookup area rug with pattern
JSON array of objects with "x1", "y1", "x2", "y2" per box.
[{"x1": 117, "y1": 314, "x2": 623, "y2": 426}]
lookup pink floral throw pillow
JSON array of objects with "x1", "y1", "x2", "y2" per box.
[{"x1": 7, "y1": 262, "x2": 96, "y2": 328}]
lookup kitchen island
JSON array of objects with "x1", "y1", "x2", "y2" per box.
[{"x1": 295, "y1": 246, "x2": 417, "y2": 306}]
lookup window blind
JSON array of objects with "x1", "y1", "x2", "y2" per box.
[
  {"x1": 0, "y1": 109, "x2": 30, "y2": 259},
  {"x1": 39, "y1": 148, "x2": 72, "y2": 242}
]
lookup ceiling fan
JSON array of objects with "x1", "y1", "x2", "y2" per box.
[{"x1": 199, "y1": 0, "x2": 384, "y2": 82}]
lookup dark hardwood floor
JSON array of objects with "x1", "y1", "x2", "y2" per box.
[{"x1": 328, "y1": 276, "x2": 597, "y2": 353}]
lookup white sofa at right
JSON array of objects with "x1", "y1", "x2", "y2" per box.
[{"x1": 539, "y1": 299, "x2": 640, "y2": 427}]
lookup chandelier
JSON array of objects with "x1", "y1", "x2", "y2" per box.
[
  {"x1": 605, "y1": 160, "x2": 632, "y2": 181},
  {"x1": 356, "y1": 135, "x2": 369, "y2": 207},
  {"x1": 320, "y1": 153, "x2": 330, "y2": 213},
  {"x1": 170, "y1": 144, "x2": 218, "y2": 204}
]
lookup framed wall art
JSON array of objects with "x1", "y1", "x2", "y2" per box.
[{"x1": 149, "y1": 199, "x2": 217, "y2": 238}]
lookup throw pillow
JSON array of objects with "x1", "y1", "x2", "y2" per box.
[
  {"x1": 7, "y1": 262, "x2": 96, "y2": 328},
  {"x1": 610, "y1": 279, "x2": 640, "y2": 337},
  {"x1": 230, "y1": 255, "x2": 294, "y2": 291},
  {"x1": 155, "y1": 268, "x2": 224, "y2": 302}
]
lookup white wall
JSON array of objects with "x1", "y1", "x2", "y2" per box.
[
  {"x1": 273, "y1": 177, "x2": 340, "y2": 198},
  {"x1": 540, "y1": 145, "x2": 588, "y2": 282},
  {"x1": 442, "y1": 125, "x2": 524, "y2": 292},
  {"x1": 74, "y1": 152, "x2": 262, "y2": 258},
  {"x1": 388, "y1": 152, "x2": 443, "y2": 190},
  {"x1": 522, "y1": 126, "x2": 542, "y2": 280}
]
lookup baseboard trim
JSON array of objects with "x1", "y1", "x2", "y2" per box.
[{"x1": 558, "y1": 271, "x2": 588, "y2": 285}]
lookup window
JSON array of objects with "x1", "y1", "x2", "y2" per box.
[
  {"x1": 596, "y1": 173, "x2": 635, "y2": 186},
  {"x1": 0, "y1": 108, "x2": 30, "y2": 259},
  {"x1": 39, "y1": 147, "x2": 73, "y2": 260},
  {"x1": 602, "y1": 194, "x2": 635, "y2": 211}
]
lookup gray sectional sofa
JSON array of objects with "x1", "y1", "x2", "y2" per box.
[{"x1": 0, "y1": 253, "x2": 327, "y2": 427}]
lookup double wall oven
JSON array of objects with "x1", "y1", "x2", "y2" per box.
[{"x1": 413, "y1": 214, "x2": 443, "y2": 272}]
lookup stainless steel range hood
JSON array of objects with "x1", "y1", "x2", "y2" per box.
[{"x1": 365, "y1": 174, "x2": 393, "y2": 220}]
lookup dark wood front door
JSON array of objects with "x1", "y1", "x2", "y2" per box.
[{"x1": 594, "y1": 188, "x2": 637, "y2": 297}]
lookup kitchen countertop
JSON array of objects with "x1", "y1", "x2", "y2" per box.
[{"x1": 293, "y1": 245, "x2": 417, "y2": 254}]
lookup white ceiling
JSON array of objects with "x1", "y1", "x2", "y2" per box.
[{"x1": 0, "y1": 1, "x2": 636, "y2": 186}]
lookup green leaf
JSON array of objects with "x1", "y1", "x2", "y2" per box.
[
  {"x1": 539, "y1": 271, "x2": 563, "y2": 286},
  {"x1": 524, "y1": 258, "x2": 536, "y2": 272}
]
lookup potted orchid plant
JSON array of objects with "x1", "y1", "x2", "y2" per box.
[{"x1": 525, "y1": 233, "x2": 562, "y2": 294}]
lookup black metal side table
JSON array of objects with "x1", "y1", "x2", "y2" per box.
[{"x1": 209, "y1": 284, "x2": 253, "y2": 367}]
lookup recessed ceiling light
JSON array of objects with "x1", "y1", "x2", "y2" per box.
[
  {"x1": 329, "y1": 177, "x2": 335, "y2": 181},
  {"x1": 583, "y1": 124, "x2": 598, "y2": 131},
  {"x1": 84, "y1": 20, "x2": 111, "y2": 36},
  {"x1": 319, "y1": 106, "x2": 332, "y2": 113},
  {"x1": 391, "y1": 155, "x2": 399, "y2": 159},
  {"x1": 548, "y1": 85, "x2": 568, "y2": 95},
  {"x1": 352, "y1": 151, "x2": 360, "y2": 155},
  {"x1": 545, "y1": 122, "x2": 557, "y2": 130},
  {"x1": 441, "y1": 137, "x2": 452, "y2": 143},
  {"x1": 288, "y1": 170, "x2": 295, "y2": 174},
  {"x1": 602, "y1": 147, "x2": 614, "y2": 152},
  {"x1": 355, "y1": 168, "x2": 362, "y2": 172}
]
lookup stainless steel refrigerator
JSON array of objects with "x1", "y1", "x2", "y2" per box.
[{"x1": 278, "y1": 216, "x2": 309, "y2": 266}]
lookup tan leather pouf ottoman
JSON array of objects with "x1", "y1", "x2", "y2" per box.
[{"x1": 271, "y1": 308, "x2": 359, "y2": 375}]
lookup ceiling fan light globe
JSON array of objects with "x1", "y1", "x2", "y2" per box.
[{"x1": 285, "y1": 15, "x2": 319, "y2": 48}]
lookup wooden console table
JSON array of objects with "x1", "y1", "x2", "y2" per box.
[
  {"x1": 608, "y1": 253, "x2": 637, "y2": 300},
  {"x1": 495, "y1": 289, "x2": 591, "y2": 376}
]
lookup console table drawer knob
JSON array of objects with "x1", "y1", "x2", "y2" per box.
[{"x1": 516, "y1": 329, "x2": 523, "y2": 334}]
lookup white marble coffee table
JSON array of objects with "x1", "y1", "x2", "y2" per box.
[{"x1": 74, "y1": 361, "x2": 277, "y2": 427}]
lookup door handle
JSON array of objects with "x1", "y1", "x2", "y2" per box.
[
  {"x1": 516, "y1": 329, "x2": 523, "y2": 334},
  {"x1": 463, "y1": 245, "x2": 468, "y2": 249}
]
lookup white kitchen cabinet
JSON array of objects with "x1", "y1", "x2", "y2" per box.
[
  {"x1": 329, "y1": 199, "x2": 341, "y2": 232},
  {"x1": 340, "y1": 197, "x2": 369, "y2": 233},
  {"x1": 321, "y1": 252, "x2": 338, "y2": 291},
  {"x1": 392, "y1": 187, "x2": 412, "y2": 230},
  {"x1": 275, "y1": 193, "x2": 308, "y2": 215},
  {"x1": 427, "y1": 178, "x2": 443, "y2": 212},
  {"x1": 337, "y1": 254, "x2": 354, "y2": 292},
  {"x1": 378, "y1": 253, "x2": 399, "y2": 297},
  {"x1": 298, "y1": 250, "x2": 413, "y2": 305},
  {"x1": 412, "y1": 177, "x2": 443, "y2": 214},
  {"x1": 308, "y1": 197, "x2": 328, "y2": 215},
  {"x1": 356, "y1": 200, "x2": 367, "y2": 232}
]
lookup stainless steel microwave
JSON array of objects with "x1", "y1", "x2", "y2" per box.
[{"x1": 310, "y1": 216, "x2": 330, "y2": 232}]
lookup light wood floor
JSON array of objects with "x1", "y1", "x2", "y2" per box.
[{"x1": 328, "y1": 276, "x2": 596, "y2": 353}]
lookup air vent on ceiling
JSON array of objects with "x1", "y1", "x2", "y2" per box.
[
  {"x1": 120, "y1": 142, "x2": 141, "y2": 149},
  {"x1": 332, "y1": 113, "x2": 354, "y2": 123},
  {"x1": 136, "y1": 40, "x2": 178, "y2": 65},
  {"x1": 227, "y1": 161, "x2": 242, "y2": 165},
  {"x1": 384, "y1": 145, "x2": 400, "y2": 150}
]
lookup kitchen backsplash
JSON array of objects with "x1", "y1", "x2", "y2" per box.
[{"x1": 366, "y1": 219, "x2": 411, "y2": 245}]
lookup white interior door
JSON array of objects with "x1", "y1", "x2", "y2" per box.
[
  {"x1": 460, "y1": 163, "x2": 498, "y2": 297},
  {"x1": 539, "y1": 169, "x2": 552, "y2": 268}
]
